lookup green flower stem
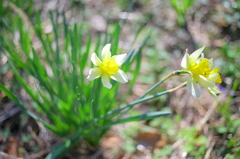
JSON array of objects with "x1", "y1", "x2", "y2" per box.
[
  {"x1": 74, "y1": 89, "x2": 173, "y2": 138},
  {"x1": 73, "y1": 82, "x2": 187, "y2": 140},
  {"x1": 168, "y1": 81, "x2": 187, "y2": 92},
  {"x1": 138, "y1": 70, "x2": 188, "y2": 99},
  {"x1": 46, "y1": 82, "x2": 187, "y2": 158}
]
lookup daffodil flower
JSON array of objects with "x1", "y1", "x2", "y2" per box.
[
  {"x1": 87, "y1": 44, "x2": 128, "y2": 89},
  {"x1": 181, "y1": 46, "x2": 222, "y2": 98}
]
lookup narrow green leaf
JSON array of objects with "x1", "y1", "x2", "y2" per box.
[
  {"x1": 95, "y1": 34, "x2": 102, "y2": 54},
  {"x1": 131, "y1": 24, "x2": 145, "y2": 46},
  {"x1": 7, "y1": 60, "x2": 56, "y2": 118},
  {"x1": 0, "y1": 84, "x2": 57, "y2": 131},
  {"x1": 81, "y1": 36, "x2": 92, "y2": 69},
  {"x1": 170, "y1": 0, "x2": 179, "y2": 13},
  {"x1": 45, "y1": 140, "x2": 71, "y2": 159},
  {"x1": 129, "y1": 33, "x2": 151, "y2": 88},
  {"x1": 183, "y1": 0, "x2": 194, "y2": 12},
  {"x1": 115, "y1": 111, "x2": 171, "y2": 124},
  {"x1": 111, "y1": 24, "x2": 120, "y2": 55},
  {"x1": 122, "y1": 49, "x2": 135, "y2": 72}
]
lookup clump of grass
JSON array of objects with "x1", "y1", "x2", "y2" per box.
[{"x1": 0, "y1": 2, "x2": 172, "y2": 157}]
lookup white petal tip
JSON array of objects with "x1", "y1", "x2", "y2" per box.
[
  {"x1": 91, "y1": 53, "x2": 102, "y2": 66},
  {"x1": 101, "y1": 74, "x2": 112, "y2": 89},
  {"x1": 105, "y1": 85, "x2": 112, "y2": 89},
  {"x1": 87, "y1": 68, "x2": 102, "y2": 81},
  {"x1": 110, "y1": 70, "x2": 128, "y2": 83},
  {"x1": 181, "y1": 53, "x2": 190, "y2": 68},
  {"x1": 187, "y1": 78, "x2": 201, "y2": 99}
]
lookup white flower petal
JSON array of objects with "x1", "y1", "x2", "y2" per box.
[
  {"x1": 211, "y1": 86, "x2": 221, "y2": 93},
  {"x1": 208, "y1": 58, "x2": 213, "y2": 68},
  {"x1": 87, "y1": 68, "x2": 102, "y2": 81},
  {"x1": 208, "y1": 73, "x2": 218, "y2": 82},
  {"x1": 197, "y1": 75, "x2": 215, "y2": 88},
  {"x1": 190, "y1": 46, "x2": 205, "y2": 64},
  {"x1": 187, "y1": 77, "x2": 201, "y2": 98},
  {"x1": 101, "y1": 74, "x2": 112, "y2": 89},
  {"x1": 112, "y1": 53, "x2": 127, "y2": 66},
  {"x1": 181, "y1": 53, "x2": 190, "y2": 69},
  {"x1": 110, "y1": 69, "x2": 128, "y2": 83},
  {"x1": 91, "y1": 53, "x2": 102, "y2": 66},
  {"x1": 208, "y1": 86, "x2": 221, "y2": 97},
  {"x1": 102, "y1": 44, "x2": 111, "y2": 61}
]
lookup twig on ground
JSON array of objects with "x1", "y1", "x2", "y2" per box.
[
  {"x1": 27, "y1": 148, "x2": 51, "y2": 159},
  {"x1": 0, "y1": 106, "x2": 21, "y2": 123},
  {"x1": 7, "y1": 2, "x2": 35, "y2": 35},
  {"x1": 90, "y1": 149, "x2": 103, "y2": 159},
  {"x1": 204, "y1": 139, "x2": 216, "y2": 159},
  {"x1": 197, "y1": 96, "x2": 222, "y2": 132},
  {"x1": 0, "y1": 152, "x2": 23, "y2": 159}
]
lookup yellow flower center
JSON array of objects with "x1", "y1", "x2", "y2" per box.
[
  {"x1": 99, "y1": 58, "x2": 119, "y2": 75},
  {"x1": 189, "y1": 59, "x2": 222, "y2": 83}
]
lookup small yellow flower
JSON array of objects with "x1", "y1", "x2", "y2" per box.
[
  {"x1": 87, "y1": 44, "x2": 128, "y2": 89},
  {"x1": 181, "y1": 46, "x2": 222, "y2": 98}
]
